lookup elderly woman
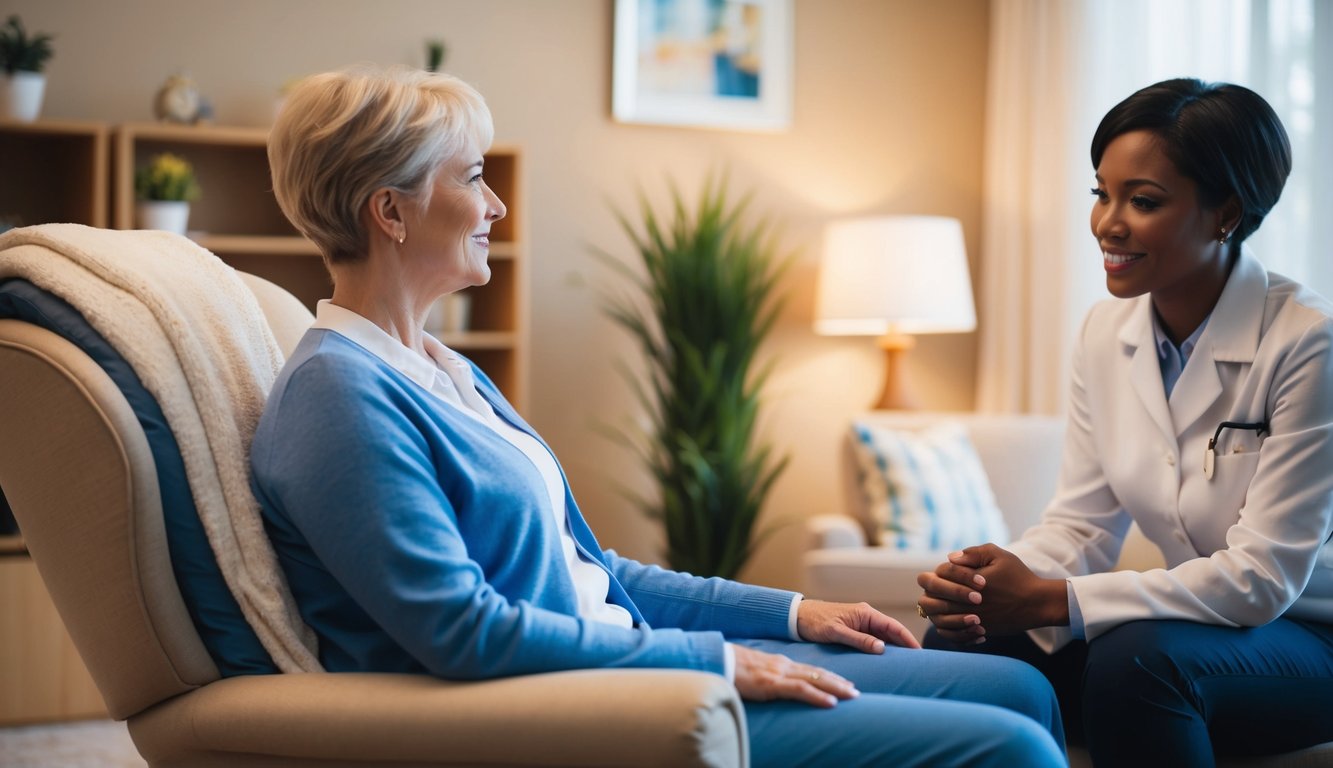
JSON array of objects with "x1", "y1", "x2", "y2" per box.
[{"x1": 255, "y1": 64, "x2": 1066, "y2": 767}]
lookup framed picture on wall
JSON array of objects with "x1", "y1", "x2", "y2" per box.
[{"x1": 612, "y1": 0, "x2": 793, "y2": 132}]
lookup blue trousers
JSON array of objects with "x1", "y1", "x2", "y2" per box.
[
  {"x1": 737, "y1": 639, "x2": 1067, "y2": 767},
  {"x1": 925, "y1": 618, "x2": 1333, "y2": 767}
]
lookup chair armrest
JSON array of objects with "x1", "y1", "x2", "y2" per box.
[
  {"x1": 129, "y1": 670, "x2": 746, "y2": 768},
  {"x1": 802, "y1": 548, "x2": 944, "y2": 605},
  {"x1": 801, "y1": 548, "x2": 952, "y2": 640},
  {"x1": 806, "y1": 514, "x2": 867, "y2": 550}
]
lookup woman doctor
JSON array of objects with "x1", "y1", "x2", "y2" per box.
[{"x1": 917, "y1": 78, "x2": 1333, "y2": 766}]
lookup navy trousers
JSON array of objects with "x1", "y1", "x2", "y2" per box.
[{"x1": 926, "y1": 618, "x2": 1333, "y2": 767}]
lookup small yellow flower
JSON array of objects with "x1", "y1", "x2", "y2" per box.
[{"x1": 134, "y1": 153, "x2": 201, "y2": 202}]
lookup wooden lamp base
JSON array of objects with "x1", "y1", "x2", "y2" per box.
[{"x1": 873, "y1": 333, "x2": 918, "y2": 411}]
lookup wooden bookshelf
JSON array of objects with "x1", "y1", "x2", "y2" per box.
[{"x1": 0, "y1": 119, "x2": 109, "y2": 229}]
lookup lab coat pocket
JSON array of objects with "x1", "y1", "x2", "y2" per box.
[{"x1": 1207, "y1": 451, "x2": 1262, "y2": 509}]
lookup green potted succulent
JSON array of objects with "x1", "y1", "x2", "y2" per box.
[
  {"x1": 601, "y1": 174, "x2": 791, "y2": 579},
  {"x1": 0, "y1": 15, "x2": 54, "y2": 123},
  {"x1": 134, "y1": 152, "x2": 201, "y2": 235}
]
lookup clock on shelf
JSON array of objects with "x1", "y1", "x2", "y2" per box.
[{"x1": 152, "y1": 73, "x2": 207, "y2": 124}]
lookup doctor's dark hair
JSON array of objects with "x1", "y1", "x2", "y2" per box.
[{"x1": 1090, "y1": 78, "x2": 1291, "y2": 250}]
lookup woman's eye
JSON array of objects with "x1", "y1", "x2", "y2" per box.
[
  {"x1": 470, "y1": 173, "x2": 485, "y2": 184},
  {"x1": 1089, "y1": 187, "x2": 1108, "y2": 202},
  {"x1": 1131, "y1": 195, "x2": 1160, "y2": 211}
]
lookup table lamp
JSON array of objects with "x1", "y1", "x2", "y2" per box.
[{"x1": 814, "y1": 215, "x2": 976, "y2": 410}]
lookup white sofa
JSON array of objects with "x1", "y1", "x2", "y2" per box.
[{"x1": 801, "y1": 411, "x2": 1164, "y2": 639}]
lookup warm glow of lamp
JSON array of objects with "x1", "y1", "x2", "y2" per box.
[{"x1": 814, "y1": 216, "x2": 976, "y2": 410}]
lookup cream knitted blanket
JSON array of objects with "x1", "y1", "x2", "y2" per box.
[{"x1": 0, "y1": 224, "x2": 321, "y2": 673}]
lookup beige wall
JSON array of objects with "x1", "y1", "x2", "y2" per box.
[{"x1": 13, "y1": 0, "x2": 989, "y2": 590}]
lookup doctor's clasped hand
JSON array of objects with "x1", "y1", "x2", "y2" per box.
[{"x1": 917, "y1": 545, "x2": 1069, "y2": 642}]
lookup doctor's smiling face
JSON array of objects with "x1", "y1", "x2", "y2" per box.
[{"x1": 1091, "y1": 129, "x2": 1237, "y2": 339}]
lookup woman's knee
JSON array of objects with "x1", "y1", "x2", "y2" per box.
[
  {"x1": 964, "y1": 706, "x2": 1068, "y2": 768},
  {"x1": 890, "y1": 645, "x2": 1063, "y2": 735},
  {"x1": 975, "y1": 653, "x2": 1062, "y2": 725}
]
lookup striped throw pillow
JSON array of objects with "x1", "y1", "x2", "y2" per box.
[{"x1": 849, "y1": 421, "x2": 1009, "y2": 552}]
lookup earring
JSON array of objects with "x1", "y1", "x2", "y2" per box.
[
  {"x1": 1218, "y1": 227, "x2": 1229, "y2": 245},
  {"x1": 397, "y1": 231, "x2": 406, "y2": 245}
]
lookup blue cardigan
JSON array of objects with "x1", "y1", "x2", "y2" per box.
[{"x1": 251, "y1": 329, "x2": 797, "y2": 679}]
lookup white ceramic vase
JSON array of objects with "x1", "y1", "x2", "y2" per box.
[
  {"x1": 136, "y1": 200, "x2": 191, "y2": 235},
  {"x1": 0, "y1": 72, "x2": 46, "y2": 123}
]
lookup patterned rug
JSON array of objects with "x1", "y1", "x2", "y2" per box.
[{"x1": 0, "y1": 719, "x2": 146, "y2": 767}]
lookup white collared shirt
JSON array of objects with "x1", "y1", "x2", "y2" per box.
[{"x1": 1152, "y1": 311, "x2": 1210, "y2": 401}]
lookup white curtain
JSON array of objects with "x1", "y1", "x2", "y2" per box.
[{"x1": 976, "y1": 0, "x2": 1328, "y2": 415}]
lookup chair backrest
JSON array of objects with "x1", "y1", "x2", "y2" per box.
[{"x1": 0, "y1": 271, "x2": 313, "y2": 720}]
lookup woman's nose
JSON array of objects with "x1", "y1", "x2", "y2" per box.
[
  {"x1": 486, "y1": 188, "x2": 507, "y2": 222},
  {"x1": 1093, "y1": 206, "x2": 1126, "y2": 241}
]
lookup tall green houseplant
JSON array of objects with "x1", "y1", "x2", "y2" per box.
[{"x1": 603, "y1": 175, "x2": 790, "y2": 580}]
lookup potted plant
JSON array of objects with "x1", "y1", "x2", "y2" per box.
[
  {"x1": 425, "y1": 39, "x2": 447, "y2": 73},
  {"x1": 134, "y1": 152, "x2": 201, "y2": 235},
  {"x1": 0, "y1": 15, "x2": 54, "y2": 123},
  {"x1": 601, "y1": 174, "x2": 791, "y2": 580}
]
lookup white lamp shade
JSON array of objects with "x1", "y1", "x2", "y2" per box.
[{"x1": 814, "y1": 215, "x2": 976, "y2": 336}]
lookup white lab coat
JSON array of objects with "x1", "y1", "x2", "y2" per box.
[{"x1": 1009, "y1": 250, "x2": 1333, "y2": 652}]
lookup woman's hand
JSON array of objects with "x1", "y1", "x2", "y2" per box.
[
  {"x1": 917, "y1": 544, "x2": 1070, "y2": 642},
  {"x1": 731, "y1": 644, "x2": 858, "y2": 708},
  {"x1": 796, "y1": 599, "x2": 922, "y2": 652}
]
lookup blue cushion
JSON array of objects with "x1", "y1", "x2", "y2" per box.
[
  {"x1": 849, "y1": 420, "x2": 1011, "y2": 552},
  {"x1": 0, "y1": 278, "x2": 278, "y2": 676}
]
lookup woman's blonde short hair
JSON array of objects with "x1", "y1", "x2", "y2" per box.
[{"x1": 268, "y1": 64, "x2": 494, "y2": 265}]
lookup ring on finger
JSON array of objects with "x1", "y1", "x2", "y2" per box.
[
  {"x1": 809, "y1": 672, "x2": 821, "y2": 682},
  {"x1": 916, "y1": 603, "x2": 927, "y2": 619}
]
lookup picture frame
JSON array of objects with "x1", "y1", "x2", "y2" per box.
[{"x1": 612, "y1": 0, "x2": 794, "y2": 132}]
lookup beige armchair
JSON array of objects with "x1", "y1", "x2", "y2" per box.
[{"x1": 0, "y1": 260, "x2": 745, "y2": 767}]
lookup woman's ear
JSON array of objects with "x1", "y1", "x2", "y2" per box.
[
  {"x1": 365, "y1": 187, "x2": 407, "y2": 244},
  {"x1": 1216, "y1": 196, "x2": 1243, "y2": 239}
]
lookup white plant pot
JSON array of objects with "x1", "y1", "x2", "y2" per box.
[
  {"x1": 136, "y1": 200, "x2": 191, "y2": 235},
  {"x1": 0, "y1": 72, "x2": 46, "y2": 123}
]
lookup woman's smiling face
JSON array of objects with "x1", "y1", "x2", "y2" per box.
[
  {"x1": 1090, "y1": 129, "x2": 1235, "y2": 337},
  {"x1": 404, "y1": 136, "x2": 506, "y2": 295}
]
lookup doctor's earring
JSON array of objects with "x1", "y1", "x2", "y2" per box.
[{"x1": 1218, "y1": 227, "x2": 1229, "y2": 245}]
